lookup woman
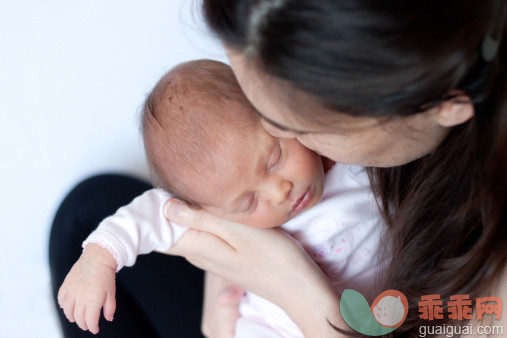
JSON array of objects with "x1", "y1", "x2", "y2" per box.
[
  {"x1": 166, "y1": 0, "x2": 507, "y2": 336},
  {"x1": 49, "y1": 0, "x2": 506, "y2": 336}
]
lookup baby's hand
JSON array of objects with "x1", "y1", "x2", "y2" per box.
[
  {"x1": 57, "y1": 243, "x2": 118, "y2": 334},
  {"x1": 201, "y1": 272, "x2": 244, "y2": 338}
]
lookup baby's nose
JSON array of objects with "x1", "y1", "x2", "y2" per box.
[{"x1": 264, "y1": 177, "x2": 292, "y2": 205}]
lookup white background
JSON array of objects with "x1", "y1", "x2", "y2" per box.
[{"x1": 0, "y1": 1, "x2": 226, "y2": 336}]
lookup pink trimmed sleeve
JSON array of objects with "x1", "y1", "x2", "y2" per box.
[{"x1": 82, "y1": 188, "x2": 188, "y2": 272}]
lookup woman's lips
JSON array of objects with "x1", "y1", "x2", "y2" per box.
[{"x1": 291, "y1": 186, "x2": 313, "y2": 214}]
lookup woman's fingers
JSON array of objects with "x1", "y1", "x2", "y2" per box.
[
  {"x1": 169, "y1": 229, "x2": 237, "y2": 273},
  {"x1": 164, "y1": 199, "x2": 247, "y2": 245}
]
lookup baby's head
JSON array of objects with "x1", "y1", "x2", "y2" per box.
[{"x1": 141, "y1": 59, "x2": 324, "y2": 228}]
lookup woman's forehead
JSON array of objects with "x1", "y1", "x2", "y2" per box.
[
  {"x1": 227, "y1": 47, "x2": 384, "y2": 134},
  {"x1": 242, "y1": 75, "x2": 384, "y2": 135}
]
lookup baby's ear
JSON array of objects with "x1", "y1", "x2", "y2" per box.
[{"x1": 433, "y1": 94, "x2": 474, "y2": 127}]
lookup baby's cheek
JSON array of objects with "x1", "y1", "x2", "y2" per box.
[
  {"x1": 210, "y1": 208, "x2": 281, "y2": 228},
  {"x1": 242, "y1": 209, "x2": 287, "y2": 228}
]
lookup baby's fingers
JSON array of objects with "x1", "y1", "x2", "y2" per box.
[
  {"x1": 103, "y1": 290, "x2": 116, "y2": 322},
  {"x1": 218, "y1": 286, "x2": 245, "y2": 306},
  {"x1": 62, "y1": 298, "x2": 76, "y2": 323},
  {"x1": 74, "y1": 303, "x2": 88, "y2": 331},
  {"x1": 57, "y1": 287, "x2": 67, "y2": 307},
  {"x1": 85, "y1": 305, "x2": 101, "y2": 334},
  {"x1": 170, "y1": 229, "x2": 236, "y2": 271}
]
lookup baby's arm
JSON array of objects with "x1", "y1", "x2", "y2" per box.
[
  {"x1": 82, "y1": 188, "x2": 185, "y2": 271},
  {"x1": 58, "y1": 188, "x2": 185, "y2": 334}
]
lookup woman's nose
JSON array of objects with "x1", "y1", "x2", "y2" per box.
[
  {"x1": 261, "y1": 119, "x2": 299, "y2": 139},
  {"x1": 261, "y1": 176, "x2": 292, "y2": 205}
]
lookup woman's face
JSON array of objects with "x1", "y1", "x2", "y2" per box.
[{"x1": 226, "y1": 48, "x2": 452, "y2": 167}]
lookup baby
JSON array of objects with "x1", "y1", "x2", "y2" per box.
[{"x1": 58, "y1": 60, "x2": 382, "y2": 337}]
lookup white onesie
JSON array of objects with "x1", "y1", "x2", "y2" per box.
[{"x1": 83, "y1": 163, "x2": 385, "y2": 337}]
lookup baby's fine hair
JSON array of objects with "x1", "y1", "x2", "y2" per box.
[{"x1": 141, "y1": 59, "x2": 259, "y2": 206}]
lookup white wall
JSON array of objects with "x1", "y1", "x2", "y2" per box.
[{"x1": 0, "y1": 1, "x2": 226, "y2": 336}]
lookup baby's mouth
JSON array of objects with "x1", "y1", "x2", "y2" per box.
[{"x1": 290, "y1": 186, "x2": 313, "y2": 215}]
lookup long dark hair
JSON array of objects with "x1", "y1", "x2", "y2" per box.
[{"x1": 202, "y1": 0, "x2": 507, "y2": 336}]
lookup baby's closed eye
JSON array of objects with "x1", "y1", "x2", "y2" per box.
[
  {"x1": 238, "y1": 193, "x2": 258, "y2": 214},
  {"x1": 267, "y1": 144, "x2": 283, "y2": 172}
]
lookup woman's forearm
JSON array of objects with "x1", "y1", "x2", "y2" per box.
[
  {"x1": 273, "y1": 256, "x2": 347, "y2": 337},
  {"x1": 284, "y1": 281, "x2": 346, "y2": 337}
]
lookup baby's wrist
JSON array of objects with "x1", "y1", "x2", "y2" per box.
[{"x1": 82, "y1": 242, "x2": 119, "y2": 272}]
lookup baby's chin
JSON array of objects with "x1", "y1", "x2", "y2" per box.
[{"x1": 249, "y1": 221, "x2": 284, "y2": 229}]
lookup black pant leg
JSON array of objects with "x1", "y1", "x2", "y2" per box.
[
  {"x1": 48, "y1": 174, "x2": 204, "y2": 338},
  {"x1": 117, "y1": 253, "x2": 205, "y2": 337}
]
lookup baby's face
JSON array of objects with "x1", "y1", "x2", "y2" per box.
[{"x1": 183, "y1": 123, "x2": 325, "y2": 228}]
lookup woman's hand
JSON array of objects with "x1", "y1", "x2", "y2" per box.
[
  {"x1": 164, "y1": 199, "x2": 345, "y2": 337},
  {"x1": 201, "y1": 272, "x2": 244, "y2": 338}
]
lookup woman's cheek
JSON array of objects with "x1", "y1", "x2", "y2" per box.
[
  {"x1": 295, "y1": 135, "x2": 316, "y2": 152},
  {"x1": 291, "y1": 138, "x2": 320, "y2": 166},
  {"x1": 297, "y1": 134, "x2": 331, "y2": 157},
  {"x1": 300, "y1": 134, "x2": 357, "y2": 164}
]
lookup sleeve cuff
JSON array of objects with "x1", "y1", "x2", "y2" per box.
[{"x1": 82, "y1": 228, "x2": 129, "y2": 272}]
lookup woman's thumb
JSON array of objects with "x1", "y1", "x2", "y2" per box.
[
  {"x1": 164, "y1": 199, "x2": 209, "y2": 232},
  {"x1": 164, "y1": 198, "x2": 239, "y2": 244},
  {"x1": 164, "y1": 199, "x2": 184, "y2": 221}
]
